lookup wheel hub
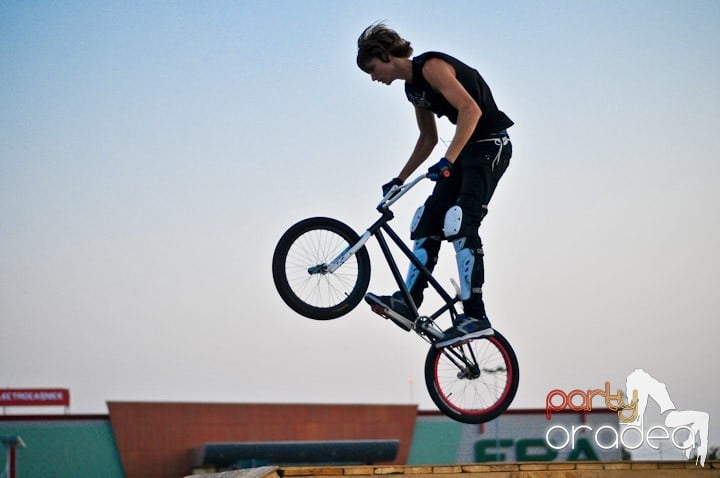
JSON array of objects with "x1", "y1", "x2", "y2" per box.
[
  {"x1": 457, "y1": 366, "x2": 481, "y2": 380},
  {"x1": 307, "y1": 264, "x2": 327, "y2": 275}
]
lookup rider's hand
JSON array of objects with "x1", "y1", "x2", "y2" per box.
[
  {"x1": 427, "y1": 158, "x2": 452, "y2": 181},
  {"x1": 382, "y1": 177, "x2": 403, "y2": 196}
]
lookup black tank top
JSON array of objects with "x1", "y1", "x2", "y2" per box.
[{"x1": 404, "y1": 52, "x2": 513, "y2": 140}]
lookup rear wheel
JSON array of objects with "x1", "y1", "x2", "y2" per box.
[
  {"x1": 272, "y1": 217, "x2": 371, "y2": 320},
  {"x1": 424, "y1": 331, "x2": 519, "y2": 423}
]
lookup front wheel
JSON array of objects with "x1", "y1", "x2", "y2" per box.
[
  {"x1": 272, "y1": 217, "x2": 371, "y2": 320},
  {"x1": 425, "y1": 331, "x2": 519, "y2": 423}
]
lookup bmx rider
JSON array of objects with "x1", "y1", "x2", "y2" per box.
[{"x1": 356, "y1": 23, "x2": 514, "y2": 348}]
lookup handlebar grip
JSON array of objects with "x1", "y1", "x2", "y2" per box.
[{"x1": 425, "y1": 168, "x2": 451, "y2": 181}]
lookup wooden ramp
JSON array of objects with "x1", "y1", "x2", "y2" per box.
[{"x1": 186, "y1": 462, "x2": 720, "y2": 478}]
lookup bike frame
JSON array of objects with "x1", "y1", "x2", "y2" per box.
[
  {"x1": 326, "y1": 174, "x2": 460, "y2": 342},
  {"x1": 275, "y1": 171, "x2": 519, "y2": 422}
]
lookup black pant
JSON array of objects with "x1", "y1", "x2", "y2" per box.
[{"x1": 409, "y1": 137, "x2": 512, "y2": 318}]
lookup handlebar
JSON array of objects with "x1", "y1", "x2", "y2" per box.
[
  {"x1": 376, "y1": 164, "x2": 452, "y2": 211},
  {"x1": 376, "y1": 173, "x2": 428, "y2": 211}
]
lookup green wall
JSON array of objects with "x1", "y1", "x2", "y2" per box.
[
  {"x1": 407, "y1": 418, "x2": 464, "y2": 464},
  {"x1": 0, "y1": 420, "x2": 124, "y2": 478}
]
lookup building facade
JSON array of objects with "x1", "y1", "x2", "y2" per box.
[{"x1": 0, "y1": 403, "x2": 620, "y2": 478}]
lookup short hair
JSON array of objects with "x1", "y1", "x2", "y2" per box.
[{"x1": 356, "y1": 23, "x2": 413, "y2": 72}]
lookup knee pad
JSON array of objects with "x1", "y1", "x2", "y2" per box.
[
  {"x1": 405, "y1": 238, "x2": 441, "y2": 300},
  {"x1": 443, "y1": 205, "x2": 463, "y2": 240},
  {"x1": 452, "y1": 237, "x2": 484, "y2": 301},
  {"x1": 410, "y1": 205, "x2": 425, "y2": 234},
  {"x1": 454, "y1": 246, "x2": 474, "y2": 300},
  {"x1": 405, "y1": 239, "x2": 429, "y2": 292}
]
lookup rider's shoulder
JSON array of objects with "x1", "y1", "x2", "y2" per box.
[{"x1": 414, "y1": 51, "x2": 454, "y2": 65}]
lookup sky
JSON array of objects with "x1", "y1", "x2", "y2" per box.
[{"x1": 1, "y1": 0, "x2": 719, "y2": 459}]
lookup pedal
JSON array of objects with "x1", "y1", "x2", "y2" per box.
[
  {"x1": 367, "y1": 301, "x2": 413, "y2": 332},
  {"x1": 370, "y1": 304, "x2": 390, "y2": 318}
]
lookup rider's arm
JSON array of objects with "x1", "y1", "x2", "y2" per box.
[
  {"x1": 422, "y1": 58, "x2": 482, "y2": 163},
  {"x1": 398, "y1": 106, "x2": 438, "y2": 182}
]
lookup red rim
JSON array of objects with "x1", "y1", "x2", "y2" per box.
[{"x1": 434, "y1": 336, "x2": 514, "y2": 416}]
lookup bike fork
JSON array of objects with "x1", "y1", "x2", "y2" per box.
[
  {"x1": 325, "y1": 230, "x2": 372, "y2": 273},
  {"x1": 441, "y1": 343, "x2": 481, "y2": 378}
]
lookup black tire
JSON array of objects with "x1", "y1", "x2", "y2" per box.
[
  {"x1": 424, "y1": 330, "x2": 519, "y2": 423},
  {"x1": 272, "y1": 217, "x2": 371, "y2": 320}
]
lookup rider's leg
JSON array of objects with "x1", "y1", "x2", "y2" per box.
[
  {"x1": 433, "y1": 203, "x2": 494, "y2": 348},
  {"x1": 435, "y1": 138, "x2": 512, "y2": 347},
  {"x1": 404, "y1": 204, "x2": 443, "y2": 306},
  {"x1": 445, "y1": 206, "x2": 487, "y2": 319},
  {"x1": 404, "y1": 236, "x2": 442, "y2": 305},
  {"x1": 403, "y1": 178, "x2": 459, "y2": 307}
]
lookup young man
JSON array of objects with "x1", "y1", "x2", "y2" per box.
[{"x1": 357, "y1": 23, "x2": 514, "y2": 348}]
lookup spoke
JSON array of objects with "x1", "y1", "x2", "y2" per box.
[
  {"x1": 283, "y1": 228, "x2": 360, "y2": 308},
  {"x1": 434, "y1": 338, "x2": 511, "y2": 414}
]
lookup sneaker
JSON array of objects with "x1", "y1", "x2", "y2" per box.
[
  {"x1": 365, "y1": 292, "x2": 414, "y2": 331},
  {"x1": 434, "y1": 315, "x2": 494, "y2": 348}
]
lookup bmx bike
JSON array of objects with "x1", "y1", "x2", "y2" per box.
[{"x1": 271, "y1": 173, "x2": 519, "y2": 423}]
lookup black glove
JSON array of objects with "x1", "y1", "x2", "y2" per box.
[
  {"x1": 427, "y1": 158, "x2": 452, "y2": 181},
  {"x1": 382, "y1": 177, "x2": 403, "y2": 196}
]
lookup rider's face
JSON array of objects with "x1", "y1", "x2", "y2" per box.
[{"x1": 364, "y1": 58, "x2": 395, "y2": 85}]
